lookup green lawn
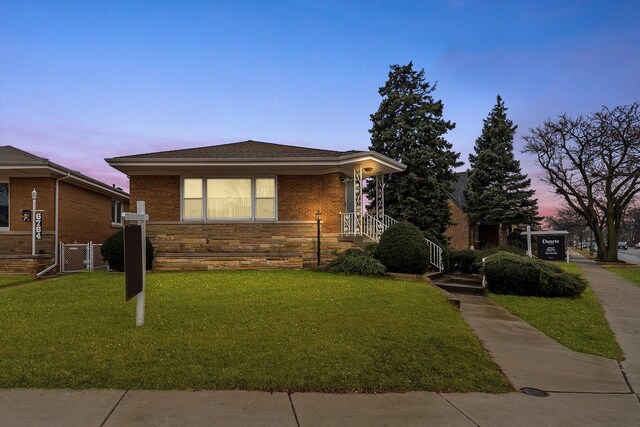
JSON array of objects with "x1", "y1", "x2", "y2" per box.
[
  {"x1": 606, "y1": 266, "x2": 640, "y2": 287},
  {"x1": 489, "y1": 262, "x2": 623, "y2": 360},
  {"x1": 0, "y1": 270, "x2": 511, "y2": 392},
  {"x1": 0, "y1": 275, "x2": 35, "y2": 288}
]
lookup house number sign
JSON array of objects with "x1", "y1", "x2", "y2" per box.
[{"x1": 35, "y1": 212, "x2": 43, "y2": 240}]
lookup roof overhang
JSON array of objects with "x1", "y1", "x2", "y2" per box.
[
  {"x1": 0, "y1": 164, "x2": 129, "y2": 200},
  {"x1": 106, "y1": 151, "x2": 406, "y2": 178}
]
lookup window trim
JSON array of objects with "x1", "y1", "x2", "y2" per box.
[
  {"x1": 111, "y1": 200, "x2": 123, "y2": 227},
  {"x1": 180, "y1": 176, "x2": 278, "y2": 222},
  {"x1": 0, "y1": 180, "x2": 8, "y2": 231}
]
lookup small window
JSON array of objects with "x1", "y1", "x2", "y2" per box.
[
  {"x1": 183, "y1": 178, "x2": 204, "y2": 220},
  {"x1": 255, "y1": 178, "x2": 275, "y2": 219},
  {"x1": 0, "y1": 182, "x2": 8, "y2": 230},
  {"x1": 112, "y1": 200, "x2": 122, "y2": 224}
]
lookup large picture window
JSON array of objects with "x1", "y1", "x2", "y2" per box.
[
  {"x1": 0, "y1": 182, "x2": 8, "y2": 230},
  {"x1": 182, "y1": 177, "x2": 276, "y2": 221}
]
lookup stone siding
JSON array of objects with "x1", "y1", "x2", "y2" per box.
[
  {"x1": 0, "y1": 255, "x2": 53, "y2": 275},
  {"x1": 148, "y1": 221, "x2": 355, "y2": 271}
]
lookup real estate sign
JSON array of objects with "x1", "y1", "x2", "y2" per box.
[
  {"x1": 537, "y1": 235, "x2": 566, "y2": 261},
  {"x1": 124, "y1": 224, "x2": 143, "y2": 301}
]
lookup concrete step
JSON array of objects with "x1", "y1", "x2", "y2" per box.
[
  {"x1": 433, "y1": 282, "x2": 485, "y2": 295},
  {"x1": 438, "y1": 274, "x2": 482, "y2": 286}
]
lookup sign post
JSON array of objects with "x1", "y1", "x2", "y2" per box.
[{"x1": 123, "y1": 201, "x2": 149, "y2": 327}]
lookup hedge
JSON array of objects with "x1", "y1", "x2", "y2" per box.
[
  {"x1": 483, "y1": 252, "x2": 587, "y2": 298},
  {"x1": 101, "y1": 229, "x2": 154, "y2": 272},
  {"x1": 326, "y1": 248, "x2": 387, "y2": 276}
]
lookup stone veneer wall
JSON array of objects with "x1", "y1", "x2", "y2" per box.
[
  {"x1": 0, "y1": 255, "x2": 53, "y2": 275},
  {"x1": 148, "y1": 222, "x2": 355, "y2": 271}
]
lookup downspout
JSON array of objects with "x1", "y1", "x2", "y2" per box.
[{"x1": 36, "y1": 172, "x2": 71, "y2": 278}]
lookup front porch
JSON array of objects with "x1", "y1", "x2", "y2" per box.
[{"x1": 337, "y1": 167, "x2": 444, "y2": 271}]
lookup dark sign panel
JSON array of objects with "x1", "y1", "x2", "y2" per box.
[
  {"x1": 537, "y1": 235, "x2": 566, "y2": 261},
  {"x1": 124, "y1": 224, "x2": 143, "y2": 301},
  {"x1": 34, "y1": 212, "x2": 43, "y2": 240}
]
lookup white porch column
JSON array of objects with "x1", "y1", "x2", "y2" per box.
[
  {"x1": 375, "y1": 173, "x2": 384, "y2": 221},
  {"x1": 354, "y1": 166, "x2": 362, "y2": 234}
]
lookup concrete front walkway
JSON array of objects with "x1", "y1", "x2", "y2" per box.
[
  {"x1": 1, "y1": 388, "x2": 640, "y2": 427},
  {"x1": 572, "y1": 250, "x2": 640, "y2": 397},
  {"x1": 455, "y1": 292, "x2": 629, "y2": 393}
]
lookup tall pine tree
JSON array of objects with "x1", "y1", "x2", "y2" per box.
[
  {"x1": 367, "y1": 62, "x2": 461, "y2": 238},
  {"x1": 463, "y1": 95, "x2": 539, "y2": 228}
]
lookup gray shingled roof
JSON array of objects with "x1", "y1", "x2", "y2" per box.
[
  {"x1": 450, "y1": 171, "x2": 468, "y2": 207},
  {"x1": 108, "y1": 140, "x2": 356, "y2": 160},
  {"x1": 0, "y1": 145, "x2": 48, "y2": 164}
]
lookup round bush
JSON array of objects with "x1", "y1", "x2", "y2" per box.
[
  {"x1": 101, "y1": 229, "x2": 154, "y2": 272},
  {"x1": 484, "y1": 252, "x2": 586, "y2": 298},
  {"x1": 377, "y1": 221, "x2": 429, "y2": 274},
  {"x1": 326, "y1": 248, "x2": 387, "y2": 276}
]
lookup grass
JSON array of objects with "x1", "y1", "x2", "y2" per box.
[
  {"x1": 489, "y1": 262, "x2": 623, "y2": 360},
  {"x1": 0, "y1": 275, "x2": 35, "y2": 288},
  {"x1": 606, "y1": 266, "x2": 640, "y2": 287},
  {"x1": 0, "y1": 270, "x2": 511, "y2": 392}
]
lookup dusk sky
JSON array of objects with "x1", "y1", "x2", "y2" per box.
[{"x1": 1, "y1": 1, "x2": 639, "y2": 216}]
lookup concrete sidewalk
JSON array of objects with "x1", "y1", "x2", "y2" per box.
[
  {"x1": 572, "y1": 251, "x2": 640, "y2": 397},
  {"x1": 1, "y1": 388, "x2": 639, "y2": 426}
]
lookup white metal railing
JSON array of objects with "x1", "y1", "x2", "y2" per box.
[
  {"x1": 426, "y1": 238, "x2": 444, "y2": 272},
  {"x1": 340, "y1": 212, "x2": 397, "y2": 242},
  {"x1": 339, "y1": 212, "x2": 444, "y2": 272}
]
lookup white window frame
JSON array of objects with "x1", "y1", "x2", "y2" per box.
[
  {"x1": 0, "y1": 180, "x2": 9, "y2": 231},
  {"x1": 111, "y1": 200, "x2": 123, "y2": 227},
  {"x1": 181, "y1": 176, "x2": 278, "y2": 222}
]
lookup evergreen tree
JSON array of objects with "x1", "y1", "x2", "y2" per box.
[
  {"x1": 464, "y1": 95, "x2": 539, "y2": 227},
  {"x1": 367, "y1": 62, "x2": 461, "y2": 238}
]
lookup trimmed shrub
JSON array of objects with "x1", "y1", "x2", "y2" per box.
[
  {"x1": 377, "y1": 221, "x2": 429, "y2": 274},
  {"x1": 484, "y1": 252, "x2": 587, "y2": 298},
  {"x1": 507, "y1": 228, "x2": 528, "y2": 250},
  {"x1": 446, "y1": 250, "x2": 480, "y2": 274},
  {"x1": 101, "y1": 230, "x2": 154, "y2": 272},
  {"x1": 364, "y1": 242, "x2": 379, "y2": 258},
  {"x1": 326, "y1": 248, "x2": 387, "y2": 276}
]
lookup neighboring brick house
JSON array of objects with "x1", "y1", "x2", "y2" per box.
[
  {"x1": 0, "y1": 146, "x2": 129, "y2": 274},
  {"x1": 445, "y1": 171, "x2": 510, "y2": 250},
  {"x1": 106, "y1": 140, "x2": 405, "y2": 270}
]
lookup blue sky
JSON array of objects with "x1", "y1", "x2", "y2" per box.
[{"x1": 1, "y1": 0, "x2": 639, "y2": 214}]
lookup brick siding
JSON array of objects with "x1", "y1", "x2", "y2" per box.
[{"x1": 445, "y1": 199, "x2": 471, "y2": 250}]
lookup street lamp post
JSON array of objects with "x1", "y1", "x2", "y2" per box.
[{"x1": 31, "y1": 188, "x2": 37, "y2": 256}]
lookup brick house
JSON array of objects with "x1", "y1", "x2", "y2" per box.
[
  {"x1": 106, "y1": 140, "x2": 406, "y2": 270},
  {"x1": 0, "y1": 146, "x2": 129, "y2": 274},
  {"x1": 445, "y1": 171, "x2": 510, "y2": 250}
]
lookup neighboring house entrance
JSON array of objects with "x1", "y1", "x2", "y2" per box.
[{"x1": 478, "y1": 224, "x2": 500, "y2": 249}]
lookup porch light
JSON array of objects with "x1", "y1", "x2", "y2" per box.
[
  {"x1": 32, "y1": 188, "x2": 37, "y2": 200},
  {"x1": 364, "y1": 167, "x2": 373, "y2": 172},
  {"x1": 315, "y1": 209, "x2": 321, "y2": 221}
]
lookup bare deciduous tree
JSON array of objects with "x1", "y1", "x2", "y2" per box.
[{"x1": 523, "y1": 103, "x2": 640, "y2": 261}]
